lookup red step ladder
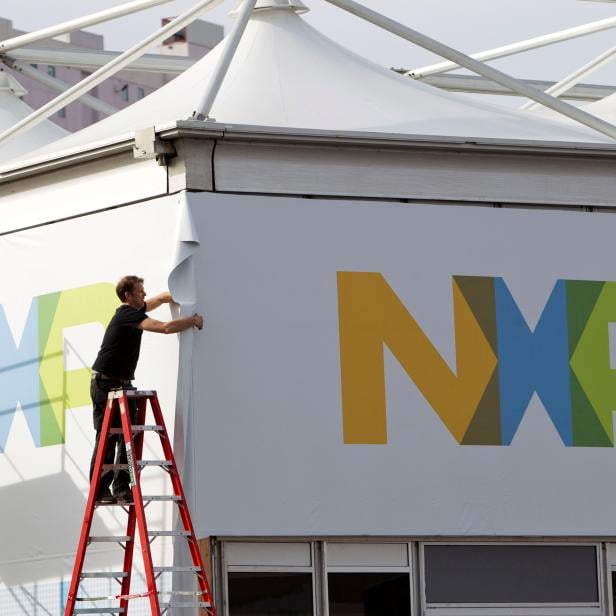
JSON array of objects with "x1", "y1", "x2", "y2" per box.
[{"x1": 64, "y1": 389, "x2": 215, "y2": 616}]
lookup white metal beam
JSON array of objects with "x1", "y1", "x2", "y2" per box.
[
  {"x1": 0, "y1": 0, "x2": 226, "y2": 147},
  {"x1": 7, "y1": 60, "x2": 118, "y2": 116},
  {"x1": 0, "y1": 0, "x2": 172, "y2": 53},
  {"x1": 522, "y1": 44, "x2": 616, "y2": 110},
  {"x1": 4, "y1": 47, "x2": 195, "y2": 75},
  {"x1": 195, "y1": 0, "x2": 257, "y2": 119},
  {"x1": 324, "y1": 0, "x2": 616, "y2": 140},
  {"x1": 405, "y1": 73, "x2": 616, "y2": 101},
  {"x1": 407, "y1": 16, "x2": 616, "y2": 79}
]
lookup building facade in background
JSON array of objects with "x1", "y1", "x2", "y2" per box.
[{"x1": 0, "y1": 16, "x2": 223, "y2": 132}]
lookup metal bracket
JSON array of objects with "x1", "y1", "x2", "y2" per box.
[{"x1": 133, "y1": 126, "x2": 177, "y2": 166}]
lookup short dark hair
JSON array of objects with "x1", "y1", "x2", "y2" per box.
[{"x1": 116, "y1": 275, "x2": 144, "y2": 301}]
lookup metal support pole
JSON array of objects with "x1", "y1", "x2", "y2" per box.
[
  {"x1": 0, "y1": 0, "x2": 226, "y2": 147},
  {"x1": 7, "y1": 60, "x2": 119, "y2": 117},
  {"x1": 324, "y1": 0, "x2": 616, "y2": 140},
  {"x1": 5, "y1": 47, "x2": 194, "y2": 75},
  {"x1": 522, "y1": 44, "x2": 616, "y2": 110},
  {"x1": 407, "y1": 16, "x2": 616, "y2": 79},
  {"x1": 0, "y1": 0, "x2": 172, "y2": 53},
  {"x1": 193, "y1": 0, "x2": 257, "y2": 120}
]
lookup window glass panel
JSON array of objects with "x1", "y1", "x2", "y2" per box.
[
  {"x1": 228, "y1": 572, "x2": 313, "y2": 615},
  {"x1": 226, "y1": 542, "x2": 311, "y2": 567},
  {"x1": 328, "y1": 572, "x2": 411, "y2": 615},
  {"x1": 424, "y1": 545, "x2": 598, "y2": 604},
  {"x1": 328, "y1": 543, "x2": 408, "y2": 567}
]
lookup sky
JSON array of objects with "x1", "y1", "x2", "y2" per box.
[{"x1": 2, "y1": 0, "x2": 616, "y2": 93}]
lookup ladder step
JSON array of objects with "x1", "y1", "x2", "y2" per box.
[
  {"x1": 139, "y1": 459, "x2": 172, "y2": 467},
  {"x1": 109, "y1": 425, "x2": 163, "y2": 435},
  {"x1": 159, "y1": 603, "x2": 211, "y2": 609},
  {"x1": 149, "y1": 531, "x2": 192, "y2": 538},
  {"x1": 143, "y1": 495, "x2": 182, "y2": 502},
  {"x1": 154, "y1": 566, "x2": 201, "y2": 573},
  {"x1": 118, "y1": 389, "x2": 155, "y2": 398},
  {"x1": 81, "y1": 571, "x2": 128, "y2": 579},
  {"x1": 102, "y1": 460, "x2": 172, "y2": 471},
  {"x1": 73, "y1": 609, "x2": 125, "y2": 614},
  {"x1": 89, "y1": 536, "x2": 132, "y2": 543}
]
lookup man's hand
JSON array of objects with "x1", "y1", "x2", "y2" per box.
[{"x1": 192, "y1": 314, "x2": 204, "y2": 330}]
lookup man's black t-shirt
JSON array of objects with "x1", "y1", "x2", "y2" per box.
[{"x1": 92, "y1": 304, "x2": 148, "y2": 379}]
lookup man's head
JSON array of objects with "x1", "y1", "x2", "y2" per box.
[{"x1": 116, "y1": 275, "x2": 146, "y2": 308}]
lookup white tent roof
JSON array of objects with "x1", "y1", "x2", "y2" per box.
[
  {"x1": 585, "y1": 92, "x2": 616, "y2": 123},
  {"x1": 0, "y1": 72, "x2": 68, "y2": 159},
  {"x1": 25, "y1": 5, "x2": 616, "y2": 157}
]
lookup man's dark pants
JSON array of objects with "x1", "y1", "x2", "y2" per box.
[{"x1": 89, "y1": 374, "x2": 137, "y2": 496}]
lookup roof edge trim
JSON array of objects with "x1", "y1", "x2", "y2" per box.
[{"x1": 3, "y1": 121, "x2": 616, "y2": 184}]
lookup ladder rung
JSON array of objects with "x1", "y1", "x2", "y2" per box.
[
  {"x1": 102, "y1": 460, "x2": 172, "y2": 471},
  {"x1": 139, "y1": 460, "x2": 172, "y2": 467},
  {"x1": 159, "y1": 603, "x2": 211, "y2": 609},
  {"x1": 154, "y1": 566, "x2": 200, "y2": 573},
  {"x1": 143, "y1": 495, "x2": 182, "y2": 502},
  {"x1": 89, "y1": 536, "x2": 132, "y2": 543},
  {"x1": 74, "y1": 609, "x2": 125, "y2": 614},
  {"x1": 111, "y1": 389, "x2": 155, "y2": 398},
  {"x1": 149, "y1": 531, "x2": 192, "y2": 538},
  {"x1": 81, "y1": 571, "x2": 128, "y2": 579},
  {"x1": 109, "y1": 425, "x2": 163, "y2": 435}
]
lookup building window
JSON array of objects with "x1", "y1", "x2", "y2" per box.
[
  {"x1": 137, "y1": 87, "x2": 145, "y2": 99},
  {"x1": 326, "y1": 543, "x2": 412, "y2": 616},
  {"x1": 47, "y1": 66, "x2": 56, "y2": 77},
  {"x1": 120, "y1": 84, "x2": 129, "y2": 102},
  {"x1": 58, "y1": 108, "x2": 66, "y2": 118},
  {"x1": 328, "y1": 572, "x2": 411, "y2": 615},
  {"x1": 225, "y1": 542, "x2": 314, "y2": 616},
  {"x1": 423, "y1": 544, "x2": 600, "y2": 610},
  {"x1": 228, "y1": 572, "x2": 313, "y2": 615},
  {"x1": 30, "y1": 63, "x2": 38, "y2": 69}
]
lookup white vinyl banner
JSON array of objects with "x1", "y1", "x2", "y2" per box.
[
  {"x1": 178, "y1": 192, "x2": 616, "y2": 538},
  {"x1": 0, "y1": 195, "x2": 181, "y2": 586}
]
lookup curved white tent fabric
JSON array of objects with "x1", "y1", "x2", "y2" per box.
[
  {"x1": 586, "y1": 91, "x2": 616, "y2": 123},
  {"x1": 30, "y1": 4, "x2": 613, "y2": 158},
  {"x1": 0, "y1": 72, "x2": 67, "y2": 159}
]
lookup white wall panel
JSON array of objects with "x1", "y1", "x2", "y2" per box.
[
  {"x1": 0, "y1": 154, "x2": 167, "y2": 234},
  {"x1": 177, "y1": 192, "x2": 616, "y2": 537}
]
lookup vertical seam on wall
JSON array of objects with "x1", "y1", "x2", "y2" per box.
[{"x1": 211, "y1": 139, "x2": 218, "y2": 192}]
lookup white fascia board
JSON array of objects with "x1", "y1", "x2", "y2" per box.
[{"x1": 3, "y1": 121, "x2": 616, "y2": 184}]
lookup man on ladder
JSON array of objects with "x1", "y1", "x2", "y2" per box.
[{"x1": 90, "y1": 274, "x2": 203, "y2": 505}]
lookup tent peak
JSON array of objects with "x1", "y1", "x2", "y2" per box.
[{"x1": 230, "y1": 0, "x2": 309, "y2": 14}]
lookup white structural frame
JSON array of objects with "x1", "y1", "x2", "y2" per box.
[
  {"x1": 0, "y1": 0, "x2": 172, "y2": 53},
  {"x1": 407, "y1": 15, "x2": 616, "y2": 79},
  {"x1": 2, "y1": 0, "x2": 616, "y2": 148},
  {"x1": 194, "y1": 0, "x2": 258, "y2": 119},
  {"x1": 0, "y1": 0, "x2": 226, "y2": 147},
  {"x1": 7, "y1": 60, "x2": 119, "y2": 117},
  {"x1": 521, "y1": 44, "x2": 616, "y2": 110},
  {"x1": 416, "y1": 74, "x2": 615, "y2": 101},
  {"x1": 3, "y1": 47, "x2": 195, "y2": 75},
  {"x1": 323, "y1": 0, "x2": 616, "y2": 140}
]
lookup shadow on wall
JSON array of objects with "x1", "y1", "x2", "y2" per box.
[{"x1": 0, "y1": 473, "x2": 114, "y2": 586}]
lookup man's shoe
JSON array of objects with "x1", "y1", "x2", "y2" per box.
[
  {"x1": 96, "y1": 492, "x2": 117, "y2": 505},
  {"x1": 114, "y1": 489, "x2": 134, "y2": 504}
]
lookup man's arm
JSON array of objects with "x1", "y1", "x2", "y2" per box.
[
  {"x1": 145, "y1": 291, "x2": 172, "y2": 312},
  {"x1": 139, "y1": 313, "x2": 204, "y2": 334}
]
